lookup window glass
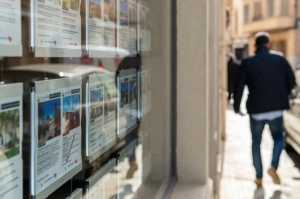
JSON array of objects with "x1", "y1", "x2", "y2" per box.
[
  {"x1": 253, "y1": 2, "x2": 262, "y2": 21},
  {"x1": 281, "y1": 0, "x2": 289, "y2": 16},
  {"x1": 244, "y1": 5, "x2": 249, "y2": 23},
  {"x1": 266, "y1": 0, "x2": 274, "y2": 18},
  {"x1": 0, "y1": 0, "x2": 172, "y2": 198}
]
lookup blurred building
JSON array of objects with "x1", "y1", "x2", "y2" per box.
[
  {"x1": 229, "y1": 0, "x2": 300, "y2": 70},
  {"x1": 228, "y1": 0, "x2": 250, "y2": 60}
]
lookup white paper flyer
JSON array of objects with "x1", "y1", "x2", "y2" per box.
[
  {"x1": 87, "y1": 74, "x2": 116, "y2": 162},
  {"x1": 34, "y1": 86, "x2": 82, "y2": 194},
  {"x1": 119, "y1": 72, "x2": 137, "y2": 137},
  {"x1": 88, "y1": 0, "x2": 116, "y2": 57},
  {"x1": 0, "y1": 0, "x2": 22, "y2": 56},
  {"x1": 34, "y1": 0, "x2": 81, "y2": 57},
  {"x1": 128, "y1": 0, "x2": 137, "y2": 53},
  {"x1": 119, "y1": 0, "x2": 129, "y2": 50},
  {"x1": 0, "y1": 96, "x2": 23, "y2": 199}
]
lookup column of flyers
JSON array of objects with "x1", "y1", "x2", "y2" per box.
[
  {"x1": 128, "y1": 75, "x2": 137, "y2": 127},
  {"x1": 87, "y1": 75, "x2": 116, "y2": 162},
  {"x1": 0, "y1": 0, "x2": 22, "y2": 56},
  {"x1": 88, "y1": 0, "x2": 105, "y2": 52},
  {"x1": 0, "y1": 85, "x2": 23, "y2": 199},
  {"x1": 34, "y1": 86, "x2": 82, "y2": 195},
  {"x1": 103, "y1": 0, "x2": 116, "y2": 47},
  {"x1": 88, "y1": 0, "x2": 116, "y2": 57},
  {"x1": 88, "y1": 83, "x2": 105, "y2": 155},
  {"x1": 103, "y1": 81, "x2": 116, "y2": 148},
  {"x1": 119, "y1": 0, "x2": 129, "y2": 50},
  {"x1": 66, "y1": 188, "x2": 83, "y2": 199},
  {"x1": 128, "y1": 0, "x2": 137, "y2": 53},
  {"x1": 119, "y1": 72, "x2": 137, "y2": 136},
  {"x1": 34, "y1": 0, "x2": 81, "y2": 57}
]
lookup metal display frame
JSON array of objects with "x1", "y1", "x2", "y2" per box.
[
  {"x1": 117, "y1": 140, "x2": 137, "y2": 162},
  {"x1": 85, "y1": 158, "x2": 116, "y2": 191},
  {"x1": 0, "y1": 83, "x2": 23, "y2": 99},
  {"x1": 0, "y1": 45, "x2": 22, "y2": 57},
  {"x1": 85, "y1": 73, "x2": 117, "y2": 163},
  {"x1": 117, "y1": 69, "x2": 138, "y2": 139},
  {"x1": 66, "y1": 188, "x2": 83, "y2": 199},
  {"x1": 30, "y1": 77, "x2": 83, "y2": 199}
]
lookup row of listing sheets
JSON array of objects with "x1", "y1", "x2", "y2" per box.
[
  {"x1": 0, "y1": 0, "x2": 151, "y2": 57},
  {"x1": 0, "y1": 69, "x2": 151, "y2": 199}
]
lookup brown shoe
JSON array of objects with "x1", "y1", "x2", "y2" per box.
[
  {"x1": 268, "y1": 166, "x2": 281, "y2": 184},
  {"x1": 255, "y1": 179, "x2": 263, "y2": 187}
]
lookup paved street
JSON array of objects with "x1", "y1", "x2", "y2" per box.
[{"x1": 220, "y1": 109, "x2": 300, "y2": 199}]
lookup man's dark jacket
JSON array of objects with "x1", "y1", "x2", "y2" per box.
[{"x1": 234, "y1": 47, "x2": 296, "y2": 114}]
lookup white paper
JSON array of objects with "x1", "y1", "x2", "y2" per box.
[
  {"x1": 119, "y1": 0, "x2": 129, "y2": 51},
  {"x1": 88, "y1": 0, "x2": 116, "y2": 57},
  {"x1": 103, "y1": 0, "x2": 116, "y2": 48},
  {"x1": 0, "y1": 0, "x2": 22, "y2": 56},
  {"x1": 0, "y1": 96, "x2": 23, "y2": 199},
  {"x1": 88, "y1": 0, "x2": 105, "y2": 51},
  {"x1": 34, "y1": 0, "x2": 81, "y2": 57},
  {"x1": 128, "y1": 0, "x2": 137, "y2": 53},
  {"x1": 119, "y1": 74, "x2": 137, "y2": 135},
  {"x1": 34, "y1": 86, "x2": 82, "y2": 194},
  {"x1": 88, "y1": 78, "x2": 116, "y2": 157}
]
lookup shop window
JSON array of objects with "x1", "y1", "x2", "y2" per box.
[
  {"x1": 244, "y1": 5, "x2": 249, "y2": 23},
  {"x1": 253, "y1": 2, "x2": 262, "y2": 21},
  {"x1": 277, "y1": 40, "x2": 287, "y2": 55},
  {"x1": 266, "y1": 0, "x2": 274, "y2": 18},
  {"x1": 281, "y1": 0, "x2": 289, "y2": 16},
  {"x1": 235, "y1": 10, "x2": 238, "y2": 35}
]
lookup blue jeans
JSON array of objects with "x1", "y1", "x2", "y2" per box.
[{"x1": 249, "y1": 116, "x2": 284, "y2": 179}]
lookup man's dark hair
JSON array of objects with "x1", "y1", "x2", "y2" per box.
[{"x1": 254, "y1": 31, "x2": 270, "y2": 47}]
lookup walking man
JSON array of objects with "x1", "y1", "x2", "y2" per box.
[{"x1": 234, "y1": 32, "x2": 296, "y2": 186}]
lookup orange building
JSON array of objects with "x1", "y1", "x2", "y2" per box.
[
  {"x1": 228, "y1": 0, "x2": 300, "y2": 70},
  {"x1": 241, "y1": 0, "x2": 300, "y2": 70}
]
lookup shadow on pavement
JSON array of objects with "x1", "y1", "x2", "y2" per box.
[
  {"x1": 254, "y1": 187, "x2": 265, "y2": 199},
  {"x1": 270, "y1": 190, "x2": 283, "y2": 199},
  {"x1": 254, "y1": 188, "x2": 283, "y2": 199}
]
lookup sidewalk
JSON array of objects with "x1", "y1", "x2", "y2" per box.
[{"x1": 220, "y1": 109, "x2": 300, "y2": 199}]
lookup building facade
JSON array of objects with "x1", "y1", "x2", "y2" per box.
[{"x1": 241, "y1": 0, "x2": 300, "y2": 70}]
